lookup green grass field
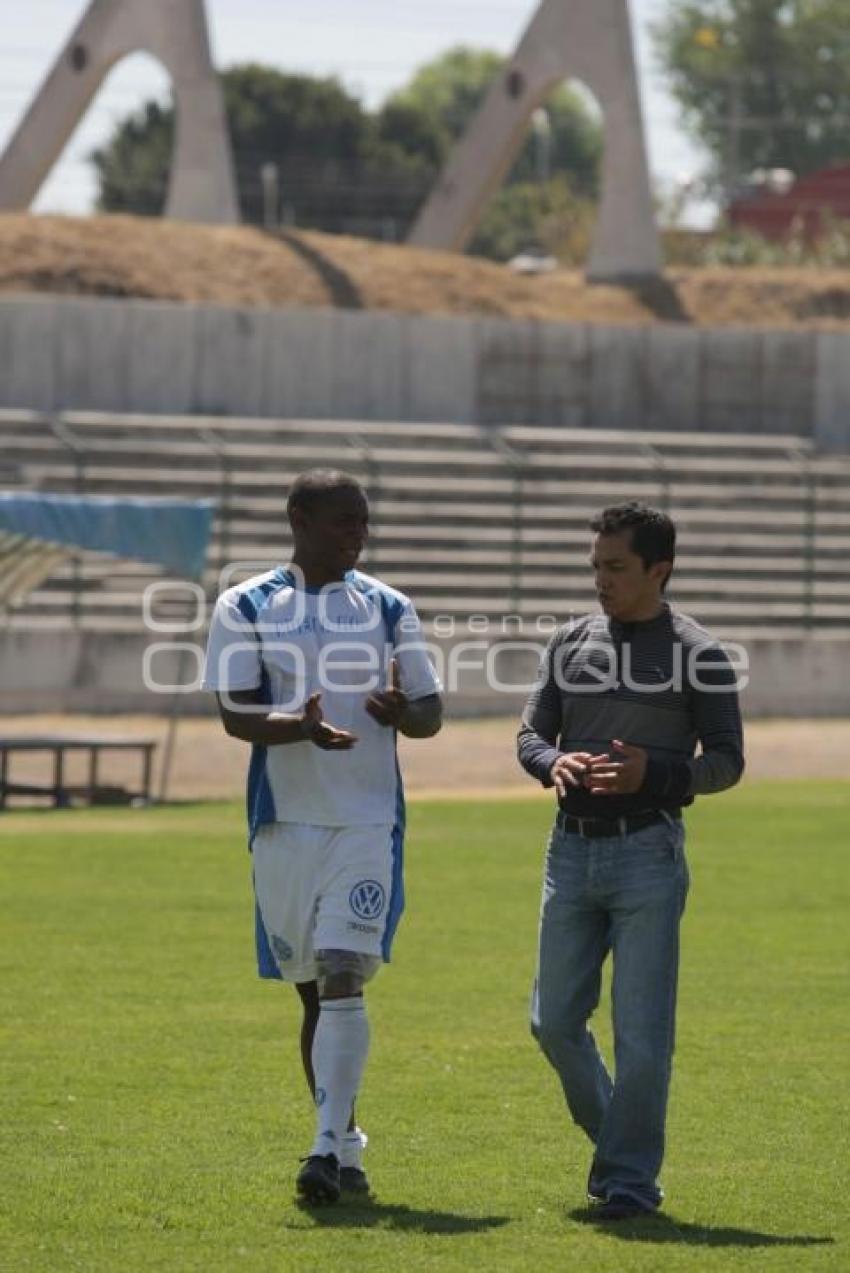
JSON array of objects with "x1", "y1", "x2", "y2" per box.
[{"x1": 2, "y1": 784, "x2": 848, "y2": 1272}]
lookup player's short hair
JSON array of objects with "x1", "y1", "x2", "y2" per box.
[
  {"x1": 590, "y1": 501, "x2": 676, "y2": 589},
  {"x1": 286, "y1": 469, "x2": 365, "y2": 519}
]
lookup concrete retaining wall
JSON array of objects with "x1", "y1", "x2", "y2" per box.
[
  {"x1": 1, "y1": 295, "x2": 848, "y2": 449},
  {"x1": 0, "y1": 628, "x2": 847, "y2": 719}
]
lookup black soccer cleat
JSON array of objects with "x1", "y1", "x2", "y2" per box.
[
  {"x1": 296, "y1": 1153, "x2": 341, "y2": 1204},
  {"x1": 339, "y1": 1164, "x2": 371, "y2": 1194}
]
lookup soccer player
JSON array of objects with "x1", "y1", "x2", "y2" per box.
[
  {"x1": 202, "y1": 470, "x2": 442, "y2": 1204},
  {"x1": 517, "y1": 502, "x2": 744, "y2": 1220}
]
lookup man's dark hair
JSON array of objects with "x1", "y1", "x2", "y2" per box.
[
  {"x1": 590, "y1": 502, "x2": 676, "y2": 589},
  {"x1": 286, "y1": 469, "x2": 365, "y2": 518}
]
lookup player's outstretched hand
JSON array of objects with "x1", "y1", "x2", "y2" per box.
[
  {"x1": 585, "y1": 739, "x2": 648, "y2": 795},
  {"x1": 365, "y1": 658, "x2": 408, "y2": 729},
  {"x1": 300, "y1": 692, "x2": 358, "y2": 750}
]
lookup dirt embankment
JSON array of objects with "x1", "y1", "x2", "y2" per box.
[
  {"x1": 0, "y1": 714, "x2": 846, "y2": 807},
  {"x1": 3, "y1": 213, "x2": 850, "y2": 327}
]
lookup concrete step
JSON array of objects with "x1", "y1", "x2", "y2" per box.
[
  {"x1": 63, "y1": 411, "x2": 496, "y2": 446},
  {"x1": 16, "y1": 586, "x2": 850, "y2": 627},
  {"x1": 499, "y1": 423, "x2": 811, "y2": 452}
]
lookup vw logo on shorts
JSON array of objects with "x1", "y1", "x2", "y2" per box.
[{"x1": 349, "y1": 879, "x2": 386, "y2": 921}]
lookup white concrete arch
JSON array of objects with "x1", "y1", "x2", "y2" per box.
[
  {"x1": 408, "y1": 0, "x2": 661, "y2": 281},
  {"x1": 0, "y1": 0, "x2": 238, "y2": 224}
]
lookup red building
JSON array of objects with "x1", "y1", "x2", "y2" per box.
[{"x1": 729, "y1": 164, "x2": 850, "y2": 241}]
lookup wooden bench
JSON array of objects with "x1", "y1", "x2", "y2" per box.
[{"x1": 0, "y1": 736, "x2": 157, "y2": 809}]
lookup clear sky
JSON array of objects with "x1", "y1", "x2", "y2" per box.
[{"x1": 0, "y1": 0, "x2": 711, "y2": 223}]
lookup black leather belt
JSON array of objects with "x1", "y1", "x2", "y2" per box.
[{"x1": 556, "y1": 809, "x2": 676, "y2": 839}]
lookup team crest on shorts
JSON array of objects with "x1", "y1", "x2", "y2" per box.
[
  {"x1": 271, "y1": 934, "x2": 293, "y2": 962},
  {"x1": 349, "y1": 880, "x2": 386, "y2": 921}
]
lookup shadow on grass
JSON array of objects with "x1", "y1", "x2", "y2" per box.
[
  {"x1": 290, "y1": 1196, "x2": 509, "y2": 1234},
  {"x1": 569, "y1": 1208, "x2": 834, "y2": 1248}
]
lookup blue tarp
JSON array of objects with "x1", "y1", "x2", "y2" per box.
[{"x1": 0, "y1": 493, "x2": 214, "y2": 606}]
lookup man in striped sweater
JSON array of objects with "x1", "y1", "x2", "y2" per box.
[{"x1": 517, "y1": 501, "x2": 744, "y2": 1221}]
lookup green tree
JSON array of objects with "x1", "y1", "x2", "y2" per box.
[
  {"x1": 92, "y1": 64, "x2": 402, "y2": 231},
  {"x1": 222, "y1": 62, "x2": 369, "y2": 226},
  {"x1": 382, "y1": 45, "x2": 602, "y2": 198},
  {"x1": 90, "y1": 99, "x2": 172, "y2": 215},
  {"x1": 469, "y1": 176, "x2": 594, "y2": 264},
  {"x1": 653, "y1": 0, "x2": 850, "y2": 195},
  {"x1": 91, "y1": 52, "x2": 601, "y2": 256}
]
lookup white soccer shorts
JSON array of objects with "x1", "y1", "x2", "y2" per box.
[{"x1": 251, "y1": 822, "x2": 398, "y2": 983}]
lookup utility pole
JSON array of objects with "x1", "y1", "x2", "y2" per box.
[
  {"x1": 531, "y1": 107, "x2": 552, "y2": 186},
  {"x1": 724, "y1": 73, "x2": 744, "y2": 207},
  {"x1": 261, "y1": 162, "x2": 279, "y2": 230}
]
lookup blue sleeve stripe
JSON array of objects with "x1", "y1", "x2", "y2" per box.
[
  {"x1": 236, "y1": 591, "x2": 260, "y2": 623},
  {"x1": 380, "y1": 591, "x2": 405, "y2": 644},
  {"x1": 236, "y1": 568, "x2": 289, "y2": 624},
  {"x1": 348, "y1": 572, "x2": 406, "y2": 645}
]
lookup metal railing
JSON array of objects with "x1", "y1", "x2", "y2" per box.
[
  {"x1": 46, "y1": 414, "x2": 86, "y2": 626},
  {"x1": 2, "y1": 410, "x2": 850, "y2": 634}
]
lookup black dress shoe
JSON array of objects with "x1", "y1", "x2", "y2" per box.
[
  {"x1": 586, "y1": 1162, "x2": 604, "y2": 1206},
  {"x1": 592, "y1": 1193, "x2": 655, "y2": 1221}
]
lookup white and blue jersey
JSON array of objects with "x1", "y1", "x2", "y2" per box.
[{"x1": 202, "y1": 566, "x2": 440, "y2": 972}]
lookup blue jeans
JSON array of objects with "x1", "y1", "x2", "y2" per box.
[{"x1": 530, "y1": 815, "x2": 689, "y2": 1210}]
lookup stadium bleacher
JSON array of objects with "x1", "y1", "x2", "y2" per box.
[{"x1": 1, "y1": 407, "x2": 849, "y2": 639}]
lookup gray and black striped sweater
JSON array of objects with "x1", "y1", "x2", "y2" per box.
[{"x1": 517, "y1": 604, "x2": 745, "y2": 818}]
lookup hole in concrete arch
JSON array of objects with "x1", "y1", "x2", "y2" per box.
[
  {"x1": 506, "y1": 69, "x2": 525, "y2": 99},
  {"x1": 467, "y1": 76, "x2": 603, "y2": 271},
  {"x1": 33, "y1": 51, "x2": 172, "y2": 217},
  {"x1": 69, "y1": 44, "x2": 88, "y2": 73},
  {"x1": 567, "y1": 78, "x2": 604, "y2": 130}
]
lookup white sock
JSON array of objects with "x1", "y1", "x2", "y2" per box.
[
  {"x1": 310, "y1": 998, "x2": 369, "y2": 1160},
  {"x1": 340, "y1": 1126, "x2": 368, "y2": 1170}
]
